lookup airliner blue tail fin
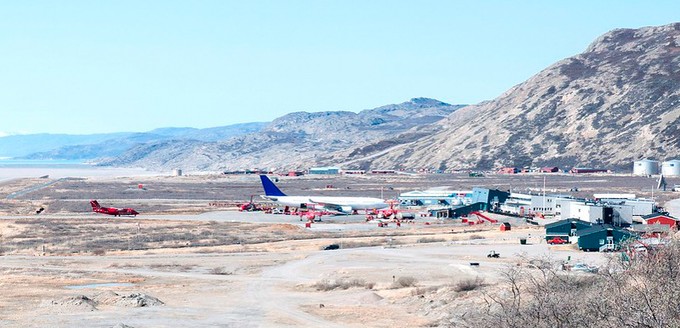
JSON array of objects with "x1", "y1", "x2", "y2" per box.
[{"x1": 260, "y1": 175, "x2": 286, "y2": 196}]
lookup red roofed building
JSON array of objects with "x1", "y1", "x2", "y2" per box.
[
  {"x1": 498, "y1": 167, "x2": 518, "y2": 174},
  {"x1": 642, "y1": 213, "x2": 679, "y2": 228}
]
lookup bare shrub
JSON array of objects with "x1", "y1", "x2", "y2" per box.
[
  {"x1": 313, "y1": 279, "x2": 339, "y2": 291},
  {"x1": 453, "y1": 277, "x2": 484, "y2": 292},
  {"x1": 209, "y1": 267, "x2": 233, "y2": 275},
  {"x1": 455, "y1": 239, "x2": 680, "y2": 328},
  {"x1": 313, "y1": 278, "x2": 374, "y2": 291},
  {"x1": 468, "y1": 234, "x2": 485, "y2": 240},
  {"x1": 92, "y1": 249, "x2": 106, "y2": 256},
  {"x1": 392, "y1": 276, "x2": 418, "y2": 288}
]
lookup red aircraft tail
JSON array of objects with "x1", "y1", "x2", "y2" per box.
[{"x1": 90, "y1": 200, "x2": 101, "y2": 210}]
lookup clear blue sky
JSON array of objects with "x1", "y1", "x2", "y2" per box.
[{"x1": 1, "y1": 1, "x2": 678, "y2": 135}]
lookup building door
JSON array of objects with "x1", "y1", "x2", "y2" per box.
[
  {"x1": 605, "y1": 236, "x2": 614, "y2": 251},
  {"x1": 603, "y1": 208, "x2": 613, "y2": 225}
]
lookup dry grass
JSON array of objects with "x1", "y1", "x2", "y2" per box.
[
  {"x1": 148, "y1": 263, "x2": 196, "y2": 272},
  {"x1": 392, "y1": 276, "x2": 418, "y2": 288},
  {"x1": 2, "y1": 218, "x2": 420, "y2": 255},
  {"x1": 417, "y1": 237, "x2": 446, "y2": 243},
  {"x1": 411, "y1": 286, "x2": 439, "y2": 296}
]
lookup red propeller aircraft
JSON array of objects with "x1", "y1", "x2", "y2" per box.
[{"x1": 90, "y1": 200, "x2": 139, "y2": 217}]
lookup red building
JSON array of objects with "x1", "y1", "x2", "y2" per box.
[
  {"x1": 500, "y1": 222, "x2": 511, "y2": 231},
  {"x1": 642, "y1": 213, "x2": 679, "y2": 228},
  {"x1": 498, "y1": 167, "x2": 518, "y2": 174},
  {"x1": 541, "y1": 166, "x2": 559, "y2": 173}
]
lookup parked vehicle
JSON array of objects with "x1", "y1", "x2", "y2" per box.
[
  {"x1": 547, "y1": 237, "x2": 568, "y2": 245},
  {"x1": 570, "y1": 263, "x2": 598, "y2": 273},
  {"x1": 487, "y1": 250, "x2": 500, "y2": 258},
  {"x1": 323, "y1": 244, "x2": 340, "y2": 250}
]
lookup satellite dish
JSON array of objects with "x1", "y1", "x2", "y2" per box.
[{"x1": 658, "y1": 174, "x2": 667, "y2": 190}]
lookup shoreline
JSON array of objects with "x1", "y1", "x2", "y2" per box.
[{"x1": 0, "y1": 166, "x2": 162, "y2": 180}]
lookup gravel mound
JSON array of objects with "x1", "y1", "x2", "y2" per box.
[
  {"x1": 47, "y1": 295, "x2": 98, "y2": 311},
  {"x1": 359, "y1": 292, "x2": 384, "y2": 304},
  {"x1": 94, "y1": 291, "x2": 164, "y2": 307},
  {"x1": 47, "y1": 291, "x2": 163, "y2": 312}
]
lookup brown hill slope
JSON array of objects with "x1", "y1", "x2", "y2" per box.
[
  {"x1": 337, "y1": 23, "x2": 680, "y2": 171},
  {"x1": 100, "y1": 98, "x2": 463, "y2": 171}
]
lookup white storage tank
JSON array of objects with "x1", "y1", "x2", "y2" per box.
[
  {"x1": 661, "y1": 160, "x2": 680, "y2": 176},
  {"x1": 633, "y1": 159, "x2": 659, "y2": 175}
]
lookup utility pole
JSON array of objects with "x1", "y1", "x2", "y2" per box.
[{"x1": 543, "y1": 176, "x2": 546, "y2": 212}]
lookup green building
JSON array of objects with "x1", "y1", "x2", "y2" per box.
[
  {"x1": 575, "y1": 225, "x2": 635, "y2": 252},
  {"x1": 544, "y1": 219, "x2": 592, "y2": 241}
]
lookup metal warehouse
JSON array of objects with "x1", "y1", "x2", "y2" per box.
[
  {"x1": 633, "y1": 159, "x2": 659, "y2": 175},
  {"x1": 661, "y1": 160, "x2": 680, "y2": 176},
  {"x1": 308, "y1": 167, "x2": 340, "y2": 175},
  {"x1": 399, "y1": 189, "x2": 474, "y2": 207}
]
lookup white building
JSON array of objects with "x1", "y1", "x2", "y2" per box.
[
  {"x1": 531, "y1": 195, "x2": 556, "y2": 216},
  {"x1": 500, "y1": 193, "x2": 532, "y2": 215},
  {"x1": 555, "y1": 199, "x2": 583, "y2": 220},
  {"x1": 598, "y1": 198, "x2": 655, "y2": 217},
  {"x1": 608, "y1": 204, "x2": 634, "y2": 225},
  {"x1": 571, "y1": 203, "x2": 607, "y2": 224}
]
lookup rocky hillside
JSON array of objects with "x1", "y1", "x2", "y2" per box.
[
  {"x1": 338, "y1": 23, "x2": 680, "y2": 171},
  {"x1": 99, "y1": 98, "x2": 464, "y2": 171}
]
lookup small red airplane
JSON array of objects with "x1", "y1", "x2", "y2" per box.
[{"x1": 90, "y1": 200, "x2": 139, "y2": 217}]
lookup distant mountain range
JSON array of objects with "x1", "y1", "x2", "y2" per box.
[
  {"x1": 5, "y1": 22, "x2": 680, "y2": 172},
  {"x1": 96, "y1": 98, "x2": 464, "y2": 171},
  {"x1": 4, "y1": 123, "x2": 267, "y2": 160}
]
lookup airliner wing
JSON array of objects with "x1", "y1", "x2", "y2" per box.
[{"x1": 308, "y1": 199, "x2": 353, "y2": 213}]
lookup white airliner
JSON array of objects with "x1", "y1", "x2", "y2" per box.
[{"x1": 259, "y1": 175, "x2": 388, "y2": 213}]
